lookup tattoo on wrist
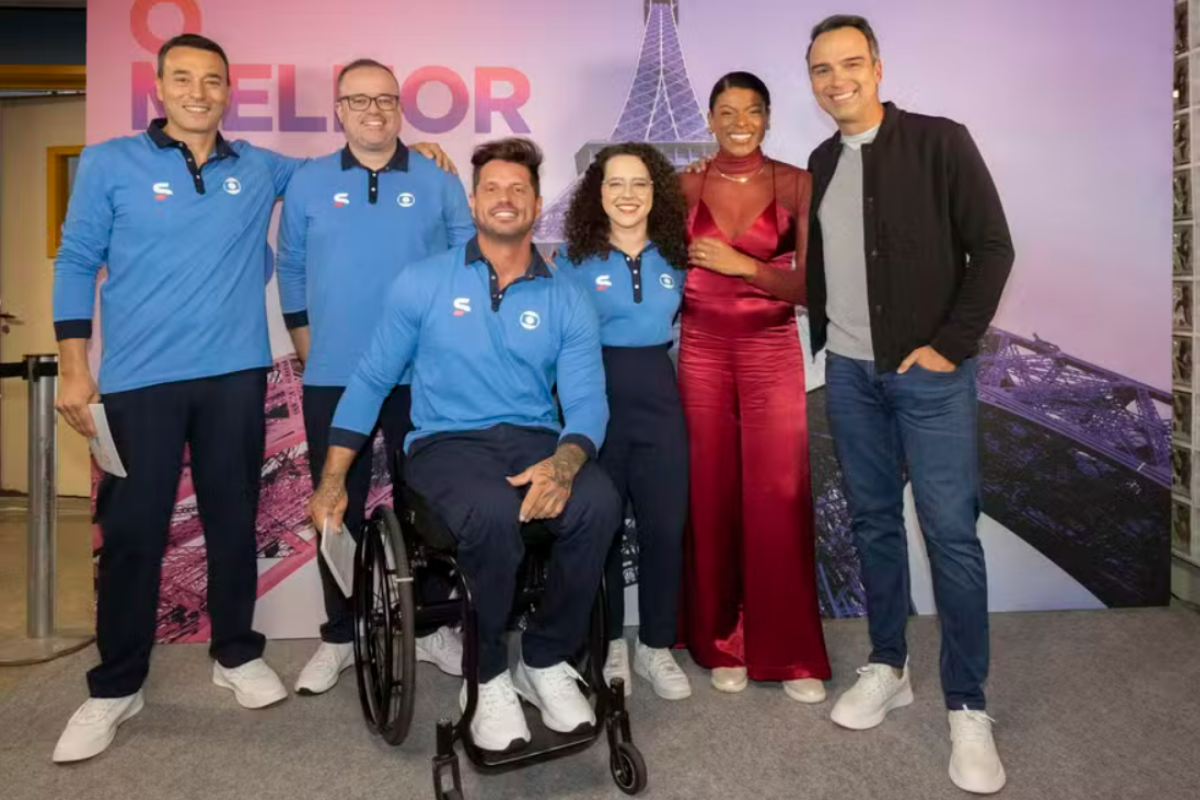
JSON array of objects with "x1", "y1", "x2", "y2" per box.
[
  {"x1": 317, "y1": 474, "x2": 347, "y2": 499},
  {"x1": 550, "y1": 443, "x2": 586, "y2": 489}
]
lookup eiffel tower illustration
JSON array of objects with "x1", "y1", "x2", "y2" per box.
[{"x1": 534, "y1": 0, "x2": 716, "y2": 247}]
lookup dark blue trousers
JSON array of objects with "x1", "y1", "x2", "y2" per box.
[
  {"x1": 303, "y1": 384, "x2": 412, "y2": 643},
  {"x1": 599, "y1": 345, "x2": 688, "y2": 648},
  {"x1": 90, "y1": 369, "x2": 268, "y2": 698},
  {"x1": 405, "y1": 426, "x2": 621, "y2": 682},
  {"x1": 824, "y1": 353, "x2": 989, "y2": 710}
]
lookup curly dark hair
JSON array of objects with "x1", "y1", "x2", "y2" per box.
[{"x1": 562, "y1": 143, "x2": 688, "y2": 270}]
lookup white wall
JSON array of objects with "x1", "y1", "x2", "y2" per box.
[{"x1": 0, "y1": 96, "x2": 90, "y2": 497}]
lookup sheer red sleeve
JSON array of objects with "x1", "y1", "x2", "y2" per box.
[{"x1": 742, "y1": 167, "x2": 809, "y2": 306}]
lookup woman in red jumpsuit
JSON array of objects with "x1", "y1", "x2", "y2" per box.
[{"x1": 679, "y1": 72, "x2": 831, "y2": 701}]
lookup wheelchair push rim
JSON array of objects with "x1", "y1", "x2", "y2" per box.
[{"x1": 352, "y1": 505, "x2": 417, "y2": 745}]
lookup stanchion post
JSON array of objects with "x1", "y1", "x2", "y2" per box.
[
  {"x1": 26, "y1": 354, "x2": 58, "y2": 639},
  {"x1": 0, "y1": 353, "x2": 93, "y2": 665}
]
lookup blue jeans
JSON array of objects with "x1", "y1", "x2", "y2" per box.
[{"x1": 825, "y1": 353, "x2": 988, "y2": 710}]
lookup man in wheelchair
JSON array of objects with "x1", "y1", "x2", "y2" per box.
[{"x1": 309, "y1": 137, "x2": 621, "y2": 754}]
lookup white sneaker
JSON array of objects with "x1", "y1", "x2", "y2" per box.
[
  {"x1": 634, "y1": 641, "x2": 692, "y2": 700},
  {"x1": 52, "y1": 691, "x2": 144, "y2": 763},
  {"x1": 512, "y1": 658, "x2": 596, "y2": 734},
  {"x1": 603, "y1": 638, "x2": 632, "y2": 697},
  {"x1": 416, "y1": 626, "x2": 463, "y2": 676},
  {"x1": 830, "y1": 663, "x2": 913, "y2": 730},
  {"x1": 213, "y1": 658, "x2": 288, "y2": 709},
  {"x1": 783, "y1": 678, "x2": 827, "y2": 704},
  {"x1": 295, "y1": 642, "x2": 354, "y2": 695},
  {"x1": 459, "y1": 672, "x2": 530, "y2": 753},
  {"x1": 711, "y1": 666, "x2": 748, "y2": 693},
  {"x1": 949, "y1": 708, "x2": 1007, "y2": 794}
]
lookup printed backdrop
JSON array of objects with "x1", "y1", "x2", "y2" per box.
[{"x1": 84, "y1": 0, "x2": 1172, "y2": 640}]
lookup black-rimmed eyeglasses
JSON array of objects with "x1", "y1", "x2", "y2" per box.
[{"x1": 337, "y1": 94, "x2": 400, "y2": 112}]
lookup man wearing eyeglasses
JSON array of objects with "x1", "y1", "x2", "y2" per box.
[{"x1": 276, "y1": 58, "x2": 475, "y2": 695}]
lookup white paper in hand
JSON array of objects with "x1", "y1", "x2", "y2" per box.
[
  {"x1": 88, "y1": 404, "x2": 127, "y2": 478},
  {"x1": 320, "y1": 518, "x2": 357, "y2": 599}
]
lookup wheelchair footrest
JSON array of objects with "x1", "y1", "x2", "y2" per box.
[{"x1": 469, "y1": 702, "x2": 600, "y2": 769}]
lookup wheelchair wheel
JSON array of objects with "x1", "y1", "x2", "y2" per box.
[
  {"x1": 353, "y1": 506, "x2": 417, "y2": 745},
  {"x1": 610, "y1": 741, "x2": 647, "y2": 795}
]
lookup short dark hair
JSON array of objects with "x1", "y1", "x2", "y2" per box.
[
  {"x1": 471, "y1": 137, "x2": 543, "y2": 197},
  {"x1": 708, "y1": 71, "x2": 771, "y2": 114},
  {"x1": 807, "y1": 14, "x2": 881, "y2": 64},
  {"x1": 337, "y1": 58, "x2": 397, "y2": 90},
  {"x1": 157, "y1": 34, "x2": 230, "y2": 82}
]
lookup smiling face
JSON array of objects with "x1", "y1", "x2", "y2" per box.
[
  {"x1": 600, "y1": 154, "x2": 654, "y2": 233},
  {"x1": 335, "y1": 65, "x2": 402, "y2": 152},
  {"x1": 808, "y1": 26, "x2": 885, "y2": 135},
  {"x1": 155, "y1": 46, "x2": 230, "y2": 137},
  {"x1": 707, "y1": 87, "x2": 769, "y2": 158},
  {"x1": 470, "y1": 159, "x2": 542, "y2": 243}
]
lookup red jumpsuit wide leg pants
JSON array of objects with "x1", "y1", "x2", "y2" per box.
[{"x1": 678, "y1": 316, "x2": 831, "y2": 682}]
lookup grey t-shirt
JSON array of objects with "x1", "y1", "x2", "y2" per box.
[{"x1": 818, "y1": 123, "x2": 881, "y2": 361}]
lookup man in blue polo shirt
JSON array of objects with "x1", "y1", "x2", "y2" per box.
[
  {"x1": 276, "y1": 58, "x2": 473, "y2": 696},
  {"x1": 50, "y1": 35, "x2": 299, "y2": 764},
  {"x1": 309, "y1": 138, "x2": 620, "y2": 753}
]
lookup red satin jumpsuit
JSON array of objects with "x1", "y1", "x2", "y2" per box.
[{"x1": 677, "y1": 148, "x2": 831, "y2": 682}]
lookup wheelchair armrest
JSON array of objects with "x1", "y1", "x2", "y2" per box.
[{"x1": 400, "y1": 486, "x2": 458, "y2": 552}]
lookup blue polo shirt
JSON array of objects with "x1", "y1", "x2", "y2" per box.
[
  {"x1": 52, "y1": 119, "x2": 300, "y2": 394},
  {"x1": 331, "y1": 238, "x2": 608, "y2": 457},
  {"x1": 566, "y1": 244, "x2": 686, "y2": 347},
  {"x1": 275, "y1": 142, "x2": 474, "y2": 387}
]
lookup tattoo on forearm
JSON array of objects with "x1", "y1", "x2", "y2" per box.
[{"x1": 550, "y1": 443, "x2": 587, "y2": 490}]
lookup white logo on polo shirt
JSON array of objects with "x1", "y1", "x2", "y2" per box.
[
  {"x1": 397, "y1": 192, "x2": 416, "y2": 208},
  {"x1": 519, "y1": 311, "x2": 541, "y2": 330},
  {"x1": 453, "y1": 297, "x2": 471, "y2": 316},
  {"x1": 595, "y1": 275, "x2": 612, "y2": 291},
  {"x1": 659, "y1": 273, "x2": 676, "y2": 289},
  {"x1": 333, "y1": 192, "x2": 350, "y2": 207},
  {"x1": 223, "y1": 177, "x2": 242, "y2": 195},
  {"x1": 152, "y1": 182, "x2": 173, "y2": 200}
]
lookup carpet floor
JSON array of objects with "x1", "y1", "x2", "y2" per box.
[{"x1": 1, "y1": 609, "x2": 1198, "y2": 800}]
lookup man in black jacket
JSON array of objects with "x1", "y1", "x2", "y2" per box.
[{"x1": 805, "y1": 15, "x2": 1013, "y2": 795}]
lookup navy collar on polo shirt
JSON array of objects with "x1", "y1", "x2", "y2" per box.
[
  {"x1": 464, "y1": 235, "x2": 553, "y2": 311},
  {"x1": 146, "y1": 117, "x2": 237, "y2": 195},
  {"x1": 607, "y1": 240, "x2": 658, "y2": 258},
  {"x1": 340, "y1": 141, "x2": 410, "y2": 205},
  {"x1": 340, "y1": 140, "x2": 410, "y2": 172}
]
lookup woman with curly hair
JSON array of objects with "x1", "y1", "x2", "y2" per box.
[
  {"x1": 561, "y1": 142, "x2": 691, "y2": 700},
  {"x1": 679, "y1": 72, "x2": 831, "y2": 702}
]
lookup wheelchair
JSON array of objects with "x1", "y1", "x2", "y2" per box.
[{"x1": 351, "y1": 488, "x2": 648, "y2": 800}]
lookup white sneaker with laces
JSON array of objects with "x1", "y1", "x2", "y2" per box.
[
  {"x1": 512, "y1": 658, "x2": 596, "y2": 734},
  {"x1": 634, "y1": 641, "x2": 692, "y2": 700},
  {"x1": 416, "y1": 626, "x2": 463, "y2": 676},
  {"x1": 213, "y1": 658, "x2": 288, "y2": 709},
  {"x1": 949, "y1": 707, "x2": 1007, "y2": 794},
  {"x1": 52, "y1": 691, "x2": 144, "y2": 763},
  {"x1": 295, "y1": 642, "x2": 354, "y2": 695},
  {"x1": 830, "y1": 662, "x2": 913, "y2": 730},
  {"x1": 459, "y1": 672, "x2": 530, "y2": 753},
  {"x1": 603, "y1": 638, "x2": 632, "y2": 697}
]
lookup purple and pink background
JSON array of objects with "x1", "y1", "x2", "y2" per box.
[{"x1": 83, "y1": 0, "x2": 1172, "y2": 640}]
